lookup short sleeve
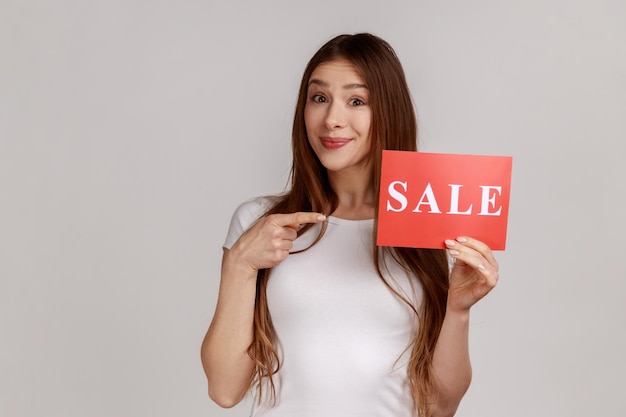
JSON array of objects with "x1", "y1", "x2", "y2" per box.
[{"x1": 223, "y1": 196, "x2": 275, "y2": 249}]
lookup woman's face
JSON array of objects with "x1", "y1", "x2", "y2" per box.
[{"x1": 304, "y1": 59, "x2": 372, "y2": 176}]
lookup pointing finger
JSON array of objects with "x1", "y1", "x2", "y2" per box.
[{"x1": 274, "y1": 212, "x2": 327, "y2": 229}]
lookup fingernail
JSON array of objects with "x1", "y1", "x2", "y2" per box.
[
  {"x1": 457, "y1": 236, "x2": 468, "y2": 243},
  {"x1": 478, "y1": 264, "x2": 486, "y2": 270},
  {"x1": 448, "y1": 249, "x2": 460, "y2": 256},
  {"x1": 317, "y1": 215, "x2": 326, "y2": 221},
  {"x1": 445, "y1": 239, "x2": 456, "y2": 247}
]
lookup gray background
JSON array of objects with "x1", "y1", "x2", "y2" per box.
[{"x1": 1, "y1": 1, "x2": 625, "y2": 416}]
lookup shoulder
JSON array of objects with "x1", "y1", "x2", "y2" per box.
[
  {"x1": 231, "y1": 195, "x2": 279, "y2": 225},
  {"x1": 223, "y1": 195, "x2": 280, "y2": 249}
]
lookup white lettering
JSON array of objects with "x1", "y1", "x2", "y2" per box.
[
  {"x1": 386, "y1": 181, "x2": 408, "y2": 212},
  {"x1": 478, "y1": 186, "x2": 502, "y2": 216},
  {"x1": 447, "y1": 184, "x2": 473, "y2": 215},
  {"x1": 412, "y1": 183, "x2": 442, "y2": 213}
]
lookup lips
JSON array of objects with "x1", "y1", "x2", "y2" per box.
[{"x1": 320, "y1": 137, "x2": 351, "y2": 150}]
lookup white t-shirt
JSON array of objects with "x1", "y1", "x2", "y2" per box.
[{"x1": 224, "y1": 197, "x2": 422, "y2": 417}]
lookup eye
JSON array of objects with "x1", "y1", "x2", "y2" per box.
[
  {"x1": 349, "y1": 98, "x2": 365, "y2": 106},
  {"x1": 311, "y1": 94, "x2": 327, "y2": 103}
]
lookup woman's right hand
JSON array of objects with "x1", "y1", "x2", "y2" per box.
[
  {"x1": 228, "y1": 212, "x2": 327, "y2": 273},
  {"x1": 202, "y1": 212, "x2": 326, "y2": 407}
]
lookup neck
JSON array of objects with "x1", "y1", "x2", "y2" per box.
[{"x1": 327, "y1": 167, "x2": 376, "y2": 220}]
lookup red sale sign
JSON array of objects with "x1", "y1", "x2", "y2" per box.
[{"x1": 377, "y1": 151, "x2": 512, "y2": 250}]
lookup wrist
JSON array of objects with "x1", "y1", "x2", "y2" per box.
[
  {"x1": 445, "y1": 303, "x2": 471, "y2": 322},
  {"x1": 222, "y1": 248, "x2": 259, "y2": 283}
]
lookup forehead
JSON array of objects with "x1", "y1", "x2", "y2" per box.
[{"x1": 308, "y1": 59, "x2": 365, "y2": 85}]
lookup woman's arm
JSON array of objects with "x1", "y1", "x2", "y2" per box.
[
  {"x1": 430, "y1": 305, "x2": 472, "y2": 417},
  {"x1": 201, "y1": 248, "x2": 258, "y2": 407},
  {"x1": 431, "y1": 237, "x2": 499, "y2": 417},
  {"x1": 200, "y1": 212, "x2": 326, "y2": 408}
]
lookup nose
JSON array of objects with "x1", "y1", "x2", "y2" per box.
[{"x1": 324, "y1": 101, "x2": 345, "y2": 130}]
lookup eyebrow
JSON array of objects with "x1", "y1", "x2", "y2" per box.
[{"x1": 308, "y1": 79, "x2": 368, "y2": 90}]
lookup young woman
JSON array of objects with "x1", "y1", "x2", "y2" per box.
[{"x1": 201, "y1": 33, "x2": 499, "y2": 417}]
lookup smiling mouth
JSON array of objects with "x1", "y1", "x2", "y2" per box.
[{"x1": 321, "y1": 138, "x2": 351, "y2": 149}]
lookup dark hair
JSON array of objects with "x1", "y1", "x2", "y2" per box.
[{"x1": 249, "y1": 33, "x2": 449, "y2": 417}]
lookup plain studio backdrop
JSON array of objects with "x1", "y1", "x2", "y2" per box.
[{"x1": 1, "y1": 1, "x2": 624, "y2": 416}]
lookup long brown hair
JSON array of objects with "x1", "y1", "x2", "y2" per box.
[{"x1": 248, "y1": 33, "x2": 449, "y2": 417}]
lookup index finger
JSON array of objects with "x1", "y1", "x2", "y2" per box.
[{"x1": 274, "y1": 212, "x2": 327, "y2": 229}]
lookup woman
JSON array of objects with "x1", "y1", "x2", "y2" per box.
[{"x1": 201, "y1": 33, "x2": 499, "y2": 417}]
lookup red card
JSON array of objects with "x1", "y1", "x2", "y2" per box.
[{"x1": 377, "y1": 151, "x2": 512, "y2": 250}]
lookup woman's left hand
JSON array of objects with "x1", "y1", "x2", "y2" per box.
[{"x1": 444, "y1": 236, "x2": 499, "y2": 312}]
